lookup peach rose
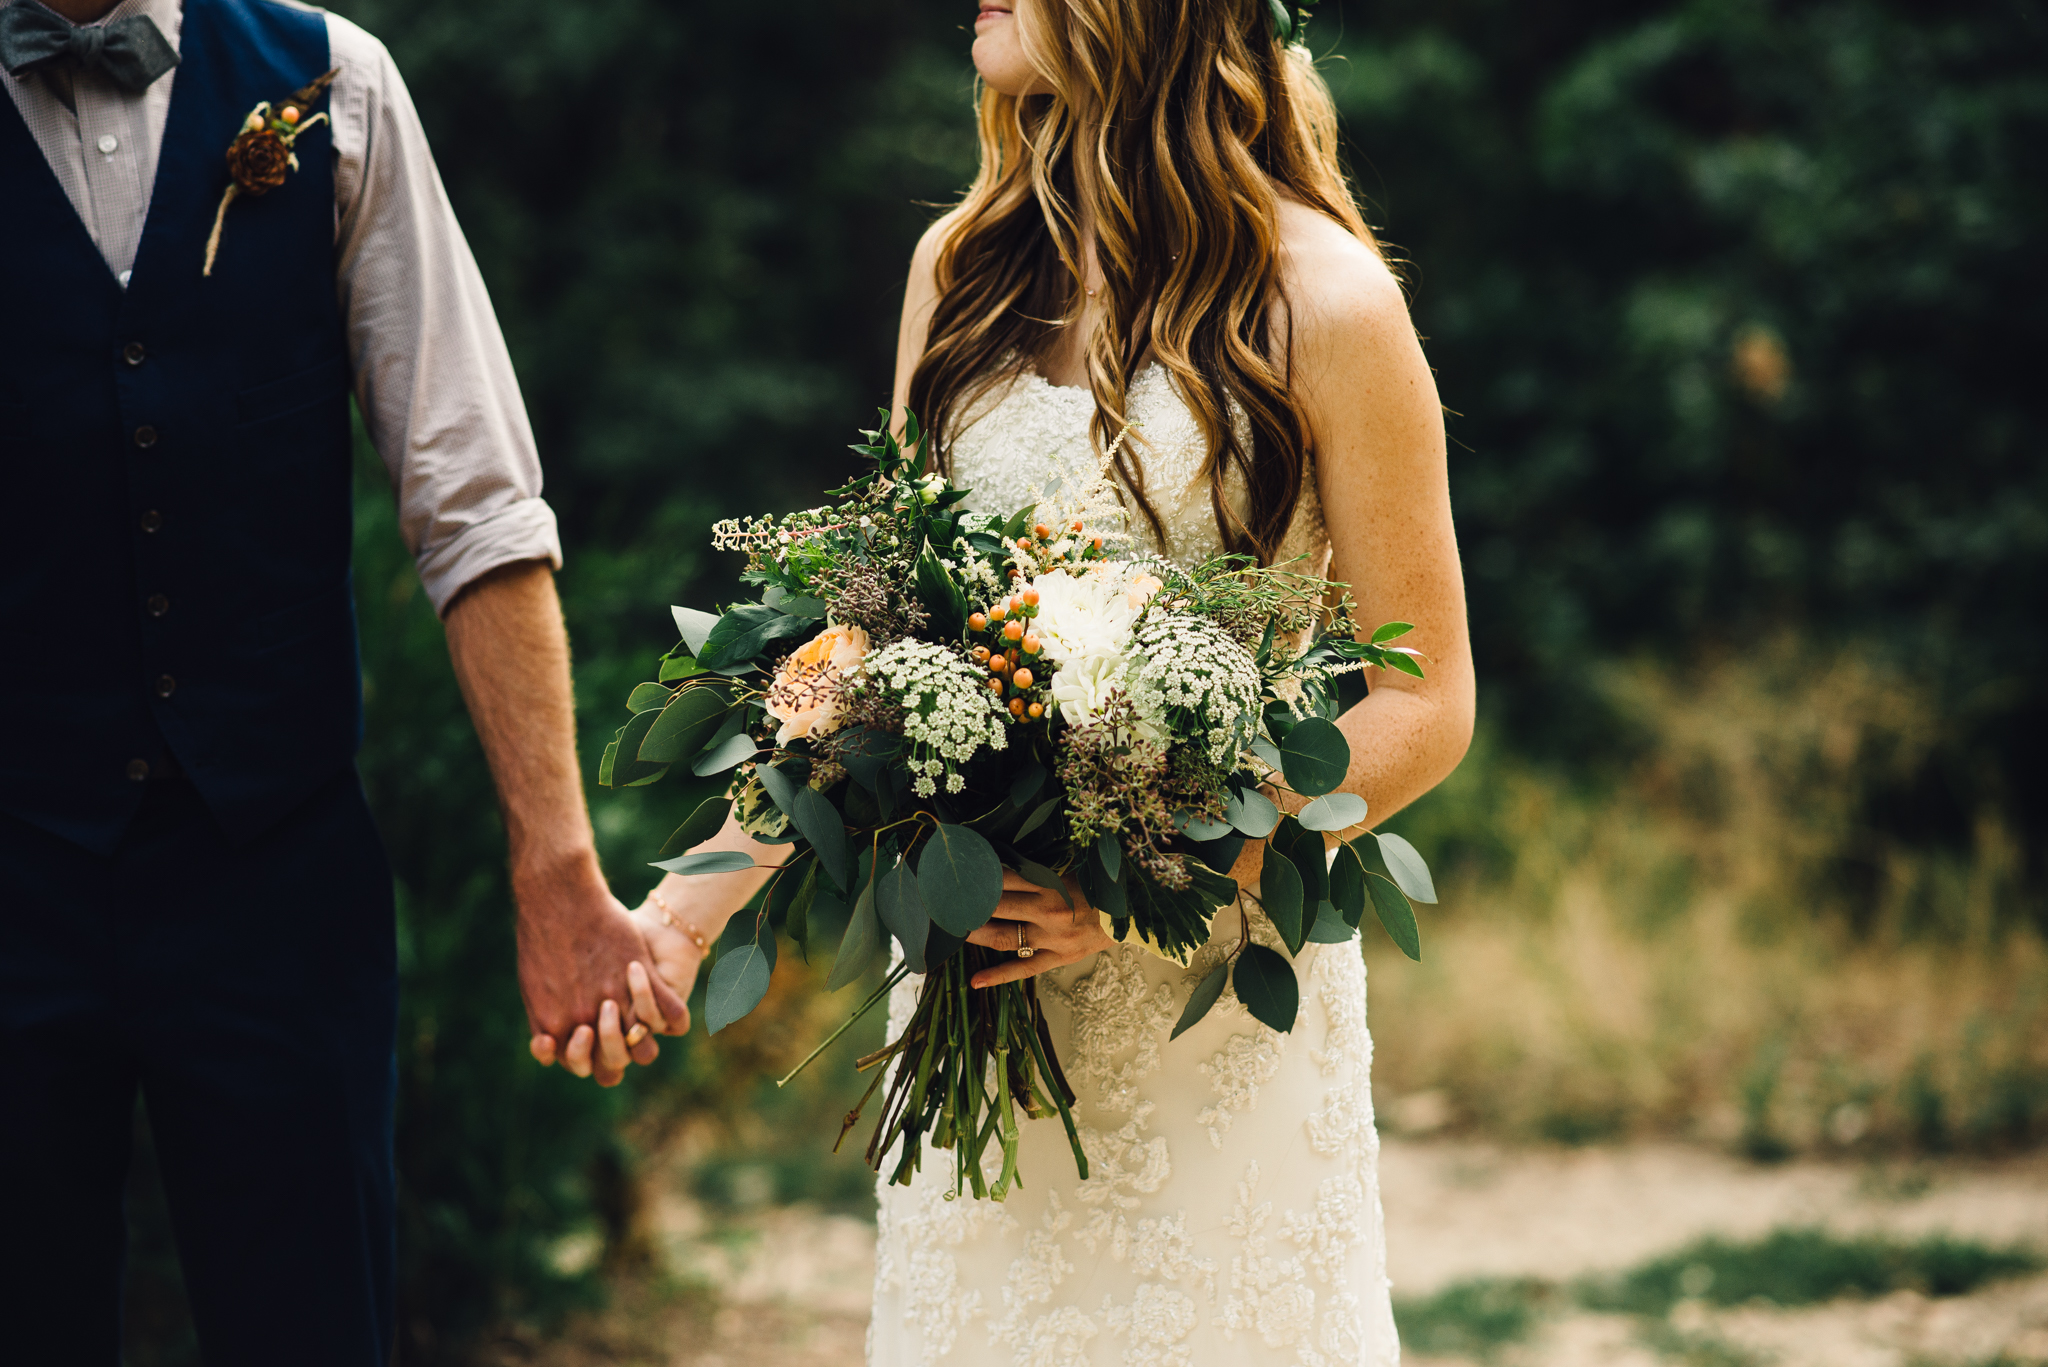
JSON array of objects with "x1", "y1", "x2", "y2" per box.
[
  {"x1": 765, "y1": 622, "x2": 870, "y2": 747},
  {"x1": 1126, "y1": 571, "x2": 1164, "y2": 610}
]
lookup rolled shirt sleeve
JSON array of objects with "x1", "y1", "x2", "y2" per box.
[{"x1": 327, "y1": 14, "x2": 561, "y2": 615}]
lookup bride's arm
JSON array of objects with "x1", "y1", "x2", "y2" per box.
[{"x1": 1282, "y1": 203, "x2": 1476, "y2": 832}]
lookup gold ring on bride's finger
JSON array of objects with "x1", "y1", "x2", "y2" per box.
[
  {"x1": 624, "y1": 1022, "x2": 650, "y2": 1048},
  {"x1": 1015, "y1": 923, "x2": 1034, "y2": 959}
]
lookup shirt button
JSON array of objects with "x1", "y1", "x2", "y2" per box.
[
  {"x1": 134, "y1": 425, "x2": 158, "y2": 449},
  {"x1": 124, "y1": 342, "x2": 146, "y2": 366},
  {"x1": 155, "y1": 675, "x2": 177, "y2": 699},
  {"x1": 98, "y1": 134, "x2": 119, "y2": 155},
  {"x1": 140, "y1": 510, "x2": 163, "y2": 533},
  {"x1": 147, "y1": 594, "x2": 170, "y2": 617},
  {"x1": 127, "y1": 759, "x2": 150, "y2": 783}
]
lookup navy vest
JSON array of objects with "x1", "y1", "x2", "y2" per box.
[{"x1": 0, "y1": 0, "x2": 360, "y2": 856}]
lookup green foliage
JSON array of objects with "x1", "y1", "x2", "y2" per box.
[
  {"x1": 1575, "y1": 1227, "x2": 2045, "y2": 1315},
  {"x1": 1393, "y1": 1277, "x2": 1550, "y2": 1359},
  {"x1": 1324, "y1": 0, "x2": 2048, "y2": 875}
]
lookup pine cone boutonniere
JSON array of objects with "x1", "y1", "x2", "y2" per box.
[{"x1": 202, "y1": 67, "x2": 340, "y2": 277}]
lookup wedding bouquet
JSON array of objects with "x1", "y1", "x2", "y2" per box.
[{"x1": 601, "y1": 413, "x2": 1438, "y2": 1200}]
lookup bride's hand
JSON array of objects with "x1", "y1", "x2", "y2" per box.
[
  {"x1": 964, "y1": 869, "x2": 1115, "y2": 988},
  {"x1": 627, "y1": 897, "x2": 711, "y2": 1010}
]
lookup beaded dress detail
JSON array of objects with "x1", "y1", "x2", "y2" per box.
[{"x1": 867, "y1": 366, "x2": 1399, "y2": 1367}]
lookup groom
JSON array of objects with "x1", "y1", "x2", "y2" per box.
[{"x1": 0, "y1": 0, "x2": 685, "y2": 1361}]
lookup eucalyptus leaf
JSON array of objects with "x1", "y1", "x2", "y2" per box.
[
  {"x1": 657, "y1": 795, "x2": 733, "y2": 859},
  {"x1": 1273, "y1": 816, "x2": 1330, "y2": 904},
  {"x1": 756, "y1": 764, "x2": 850, "y2": 891},
  {"x1": 1009, "y1": 763, "x2": 1047, "y2": 809},
  {"x1": 639, "y1": 686, "x2": 730, "y2": 764},
  {"x1": 784, "y1": 861, "x2": 818, "y2": 958},
  {"x1": 1225, "y1": 787, "x2": 1280, "y2": 838},
  {"x1": 1297, "y1": 791, "x2": 1368, "y2": 833},
  {"x1": 691, "y1": 730, "x2": 758, "y2": 776},
  {"x1": 1180, "y1": 812, "x2": 1233, "y2": 842},
  {"x1": 1306, "y1": 900, "x2": 1355, "y2": 944},
  {"x1": 1330, "y1": 841, "x2": 1367, "y2": 928},
  {"x1": 1374, "y1": 831, "x2": 1438, "y2": 904},
  {"x1": 603, "y1": 709, "x2": 665, "y2": 788},
  {"x1": 704, "y1": 937, "x2": 773, "y2": 1035},
  {"x1": 917, "y1": 824, "x2": 1005, "y2": 937},
  {"x1": 1233, "y1": 944, "x2": 1300, "y2": 1032},
  {"x1": 779, "y1": 595, "x2": 829, "y2": 618},
  {"x1": 1169, "y1": 963, "x2": 1229, "y2": 1041},
  {"x1": 1249, "y1": 736, "x2": 1285, "y2": 772},
  {"x1": 1370, "y1": 621, "x2": 1416, "y2": 644},
  {"x1": 1367, "y1": 872, "x2": 1422, "y2": 961},
  {"x1": 627, "y1": 682, "x2": 671, "y2": 714},
  {"x1": 672, "y1": 605, "x2": 721, "y2": 654},
  {"x1": 877, "y1": 853, "x2": 930, "y2": 973},
  {"x1": 651, "y1": 849, "x2": 756, "y2": 876},
  {"x1": 1095, "y1": 833, "x2": 1121, "y2": 883},
  {"x1": 1259, "y1": 851, "x2": 1305, "y2": 953},
  {"x1": 1078, "y1": 847, "x2": 1127, "y2": 919},
  {"x1": 1015, "y1": 795, "x2": 1061, "y2": 841},
  {"x1": 696, "y1": 604, "x2": 814, "y2": 671},
  {"x1": 825, "y1": 881, "x2": 884, "y2": 991},
  {"x1": 1278, "y1": 717, "x2": 1349, "y2": 797}
]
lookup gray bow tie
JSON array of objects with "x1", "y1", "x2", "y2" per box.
[{"x1": 0, "y1": 3, "x2": 180, "y2": 93}]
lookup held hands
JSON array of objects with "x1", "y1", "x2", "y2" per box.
[
  {"x1": 964, "y1": 868, "x2": 1115, "y2": 988},
  {"x1": 516, "y1": 856, "x2": 691, "y2": 1088}
]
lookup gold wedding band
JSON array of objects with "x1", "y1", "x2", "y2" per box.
[
  {"x1": 624, "y1": 1022, "x2": 651, "y2": 1048},
  {"x1": 1016, "y1": 923, "x2": 1034, "y2": 959}
]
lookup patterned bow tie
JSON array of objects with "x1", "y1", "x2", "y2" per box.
[{"x1": 0, "y1": 3, "x2": 180, "y2": 93}]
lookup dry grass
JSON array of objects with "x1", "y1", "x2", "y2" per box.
[{"x1": 1365, "y1": 642, "x2": 2048, "y2": 1154}]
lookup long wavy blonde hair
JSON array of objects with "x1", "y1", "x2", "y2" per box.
[{"x1": 909, "y1": 0, "x2": 1384, "y2": 562}]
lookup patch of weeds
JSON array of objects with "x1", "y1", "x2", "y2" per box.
[
  {"x1": 1393, "y1": 1278, "x2": 1554, "y2": 1359},
  {"x1": 1576, "y1": 1228, "x2": 2043, "y2": 1316},
  {"x1": 1637, "y1": 1321, "x2": 1765, "y2": 1367}
]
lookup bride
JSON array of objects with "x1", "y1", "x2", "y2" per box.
[{"x1": 547, "y1": 1, "x2": 1472, "y2": 1362}]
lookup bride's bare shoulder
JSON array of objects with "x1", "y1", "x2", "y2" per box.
[{"x1": 1273, "y1": 198, "x2": 1410, "y2": 353}]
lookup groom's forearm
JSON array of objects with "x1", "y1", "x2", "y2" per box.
[{"x1": 442, "y1": 560, "x2": 599, "y2": 887}]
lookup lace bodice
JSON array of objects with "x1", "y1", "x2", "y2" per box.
[
  {"x1": 867, "y1": 367, "x2": 1396, "y2": 1367},
  {"x1": 948, "y1": 365, "x2": 1331, "y2": 573}
]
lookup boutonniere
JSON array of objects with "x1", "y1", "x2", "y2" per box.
[{"x1": 201, "y1": 67, "x2": 340, "y2": 278}]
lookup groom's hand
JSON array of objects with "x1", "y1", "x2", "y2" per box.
[
  {"x1": 513, "y1": 850, "x2": 689, "y2": 1087},
  {"x1": 441, "y1": 560, "x2": 690, "y2": 1088}
]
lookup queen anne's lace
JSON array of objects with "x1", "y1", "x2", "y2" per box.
[
  {"x1": 860, "y1": 638, "x2": 1010, "y2": 796},
  {"x1": 1130, "y1": 614, "x2": 1264, "y2": 764}
]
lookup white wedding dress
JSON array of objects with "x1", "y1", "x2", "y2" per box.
[{"x1": 866, "y1": 366, "x2": 1401, "y2": 1367}]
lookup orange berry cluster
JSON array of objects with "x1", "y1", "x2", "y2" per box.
[
  {"x1": 1004, "y1": 517, "x2": 1108, "y2": 581},
  {"x1": 968, "y1": 589, "x2": 1048, "y2": 720}
]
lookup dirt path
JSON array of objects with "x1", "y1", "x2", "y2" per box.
[{"x1": 503, "y1": 1140, "x2": 2048, "y2": 1366}]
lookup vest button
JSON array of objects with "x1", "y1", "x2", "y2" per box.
[
  {"x1": 155, "y1": 675, "x2": 177, "y2": 699},
  {"x1": 140, "y1": 510, "x2": 163, "y2": 533},
  {"x1": 147, "y1": 594, "x2": 170, "y2": 617},
  {"x1": 134, "y1": 425, "x2": 158, "y2": 449},
  {"x1": 124, "y1": 342, "x2": 147, "y2": 366},
  {"x1": 127, "y1": 759, "x2": 150, "y2": 783}
]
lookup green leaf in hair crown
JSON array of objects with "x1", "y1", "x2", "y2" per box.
[{"x1": 1267, "y1": 0, "x2": 1315, "y2": 42}]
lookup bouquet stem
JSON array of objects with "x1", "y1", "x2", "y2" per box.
[{"x1": 841, "y1": 945, "x2": 1088, "y2": 1200}]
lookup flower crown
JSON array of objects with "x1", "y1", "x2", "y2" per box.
[{"x1": 1265, "y1": 0, "x2": 1315, "y2": 42}]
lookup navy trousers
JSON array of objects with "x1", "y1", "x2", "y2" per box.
[{"x1": 0, "y1": 768, "x2": 397, "y2": 1365}]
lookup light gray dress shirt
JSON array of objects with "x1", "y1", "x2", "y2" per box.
[{"x1": 1, "y1": 0, "x2": 562, "y2": 614}]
